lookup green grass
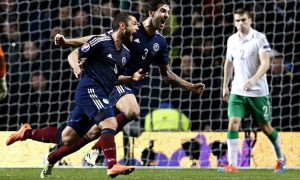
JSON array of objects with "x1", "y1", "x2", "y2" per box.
[{"x1": 0, "y1": 168, "x2": 299, "y2": 180}]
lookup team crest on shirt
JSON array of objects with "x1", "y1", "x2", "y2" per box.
[
  {"x1": 103, "y1": 98, "x2": 109, "y2": 104},
  {"x1": 122, "y1": 57, "x2": 127, "y2": 65},
  {"x1": 134, "y1": 38, "x2": 140, "y2": 43},
  {"x1": 153, "y1": 43, "x2": 159, "y2": 51},
  {"x1": 81, "y1": 43, "x2": 90, "y2": 52}
]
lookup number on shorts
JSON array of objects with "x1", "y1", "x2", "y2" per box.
[{"x1": 263, "y1": 106, "x2": 268, "y2": 118}]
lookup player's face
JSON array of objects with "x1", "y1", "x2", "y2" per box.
[
  {"x1": 123, "y1": 16, "x2": 138, "y2": 42},
  {"x1": 151, "y1": 4, "x2": 170, "y2": 30},
  {"x1": 234, "y1": 13, "x2": 252, "y2": 34}
]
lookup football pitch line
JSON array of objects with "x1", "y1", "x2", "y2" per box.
[{"x1": 0, "y1": 168, "x2": 299, "y2": 180}]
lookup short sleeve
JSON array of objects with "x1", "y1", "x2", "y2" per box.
[
  {"x1": 155, "y1": 39, "x2": 169, "y2": 65},
  {"x1": 78, "y1": 36, "x2": 102, "y2": 58},
  {"x1": 258, "y1": 35, "x2": 271, "y2": 54}
]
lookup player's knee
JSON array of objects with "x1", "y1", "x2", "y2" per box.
[
  {"x1": 126, "y1": 107, "x2": 140, "y2": 120},
  {"x1": 99, "y1": 118, "x2": 118, "y2": 130},
  {"x1": 228, "y1": 117, "x2": 241, "y2": 130},
  {"x1": 85, "y1": 132, "x2": 99, "y2": 140},
  {"x1": 86, "y1": 126, "x2": 101, "y2": 140},
  {"x1": 61, "y1": 127, "x2": 79, "y2": 145},
  {"x1": 127, "y1": 111, "x2": 140, "y2": 120},
  {"x1": 259, "y1": 122, "x2": 273, "y2": 135},
  {"x1": 61, "y1": 136, "x2": 76, "y2": 146}
]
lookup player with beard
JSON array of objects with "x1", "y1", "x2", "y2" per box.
[{"x1": 6, "y1": 0, "x2": 205, "y2": 177}]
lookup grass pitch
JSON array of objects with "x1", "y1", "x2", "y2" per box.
[{"x1": 0, "y1": 168, "x2": 299, "y2": 180}]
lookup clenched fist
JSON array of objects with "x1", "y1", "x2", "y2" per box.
[
  {"x1": 54, "y1": 34, "x2": 67, "y2": 46},
  {"x1": 191, "y1": 83, "x2": 205, "y2": 95}
]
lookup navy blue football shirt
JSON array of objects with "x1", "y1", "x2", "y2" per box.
[
  {"x1": 124, "y1": 23, "x2": 170, "y2": 93},
  {"x1": 78, "y1": 35, "x2": 130, "y2": 95}
]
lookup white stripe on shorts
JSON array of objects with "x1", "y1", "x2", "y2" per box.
[
  {"x1": 116, "y1": 85, "x2": 125, "y2": 94},
  {"x1": 88, "y1": 88, "x2": 104, "y2": 110}
]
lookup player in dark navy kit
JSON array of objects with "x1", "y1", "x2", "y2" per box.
[
  {"x1": 6, "y1": 0, "x2": 205, "y2": 177},
  {"x1": 54, "y1": 1, "x2": 205, "y2": 147},
  {"x1": 61, "y1": 12, "x2": 147, "y2": 178},
  {"x1": 6, "y1": 12, "x2": 142, "y2": 178},
  {"x1": 58, "y1": 12, "x2": 144, "y2": 178},
  {"x1": 55, "y1": 0, "x2": 205, "y2": 166},
  {"x1": 6, "y1": 12, "x2": 146, "y2": 178}
]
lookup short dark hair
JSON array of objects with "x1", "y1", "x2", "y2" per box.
[
  {"x1": 234, "y1": 8, "x2": 252, "y2": 19},
  {"x1": 145, "y1": 0, "x2": 170, "y2": 18},
  {"x1": 112, "y1": 12, "x2": 134, "y2": 31}
]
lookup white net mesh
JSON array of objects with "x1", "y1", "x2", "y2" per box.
[
  {"x1": 0, "y1": 1, "x2": 299, "y2": 133},
  {"x1": 0, "y1": 0, "x2": 300, "y2": 169},
  {"x1": 137, "y1": 0, "x2": 300, "y2": 132}
]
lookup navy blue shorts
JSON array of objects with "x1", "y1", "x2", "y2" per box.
[
  {"x1": 68, "y1": 79, "x2": 115, "y2": 136},
  {"x1": 109, "y1": 85, "x2": 134, "y2": 108}
]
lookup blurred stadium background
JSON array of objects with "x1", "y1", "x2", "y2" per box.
[{"x1": 0, "y1": 0, "x2": 299, "y2": 169}]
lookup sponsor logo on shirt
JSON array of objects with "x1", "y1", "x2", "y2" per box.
[{"x1": 81, "y1": 43, "x2": 90, "y2": 52}]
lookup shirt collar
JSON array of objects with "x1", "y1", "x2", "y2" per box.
[{"x1": 237, "y1": 28, "x2": 254, "y2": 42}]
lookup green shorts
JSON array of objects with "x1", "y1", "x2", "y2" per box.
[{"x1": 228, "y1": 94, "x2": 271, "y2": 124}]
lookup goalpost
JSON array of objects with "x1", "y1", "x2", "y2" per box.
[{"x1": 0, "y1": 0, "x2": 299, "y2": 168}]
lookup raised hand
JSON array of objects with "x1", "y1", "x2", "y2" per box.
[{"x1": 131, "y1": 68, "x2": 148, "y2": 82}]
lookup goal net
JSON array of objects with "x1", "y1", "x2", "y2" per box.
[{"x1": 0, "y1": 0, "x2": 299, "y2": 168}]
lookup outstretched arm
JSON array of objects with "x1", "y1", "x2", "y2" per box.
[
  {"x1": 157, "y1": 64, "x2": 205, "y2": 95},
  {"x1": 54, "y1": 34, "x2": 96, "y2": 47}
]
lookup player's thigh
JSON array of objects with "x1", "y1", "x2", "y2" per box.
[
  {"x1": 111, "y1": 85, "x2": 140, "y2": 119},
  {"x1": 247, "y1": 96, "x2": 271, "y2": 124},
  {"x1": 116, "y1": 94, "x2": 140, "y2": 119},
  {"x1": 228, "y1": 94, "x2": 247, "y2": 119},
  {"x1": 228, "y1": 94, "x2": 247, "y2": 129},
  {"x1": 68, "y1": 105, "x2": 95, "y2": 137}
]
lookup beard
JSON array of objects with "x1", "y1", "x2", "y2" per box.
[{"x1": 122, "y1": 28, "x2": 133, "y2": 43}]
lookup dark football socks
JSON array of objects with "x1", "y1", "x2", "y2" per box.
[
  {"x1": 99, "y1": 128, "x2": 117, "y2": 169},
  {"x1": 48, "y1": 135, "x2": 91, "y2": 164},
  {"x1": 91, "y1": 112, "x2": 130, "y2": 151},
  {"x1": 24, "y1": 127, "x2": 59, "y2": 143}
]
